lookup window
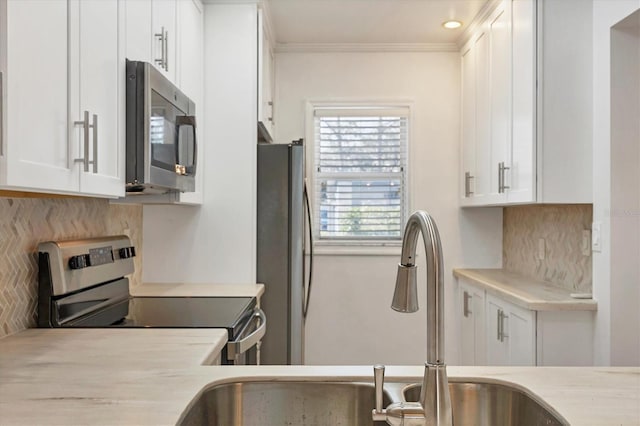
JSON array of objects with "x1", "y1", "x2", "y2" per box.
[{"x1": 312, "y1": 106, "x2": 409, "y2": 243}]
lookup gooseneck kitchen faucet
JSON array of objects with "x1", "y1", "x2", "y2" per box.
[{"x1": 373, "y1": 210, "x2": 453, "y2": 426}]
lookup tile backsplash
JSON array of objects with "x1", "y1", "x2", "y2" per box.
[
  {"x1": 0, "y1": 197, "x2": 142, "y2": 338},
  {"x1": 503, "y1": 204, "x2": 592, "y2": 292}
]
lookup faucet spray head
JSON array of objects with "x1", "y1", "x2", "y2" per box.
[{"x1": 391, "y1": 264, "x2": 419, "y2": 313}]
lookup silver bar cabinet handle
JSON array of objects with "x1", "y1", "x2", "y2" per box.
[
  {"x1": 91, "y1": 114, "x2": 98, "y2": 173},
  {"x1": 502, "y1": 163, "x2": 510, "y2": 192},
  {"x1": 74, "y1": 110, "x2": 90, "y2": 172},
  {"x1": 463, "y1": 291, "x2": 472, "y2": 317},
  {"x1": 501, "y1": 311, "x2": 508, "y2": 342},
  {"x1": 154, "y1": 27, "x2": 165, "y2": 68},
  {"x1": 464, "y1": 172, "x2": 474, "y2": 197},
  {"x1": 267, "y1": 101, "x2": 274, "y2": 123},
  {"x1": 497, "y1": 309, "x2": 509, "y2": 342},
  {"x1": 163, "y1": 29, "x2": 169, "y2": 71},
  {"x1": 499, "y1": 162, "x2": 510, "y2": 193}
]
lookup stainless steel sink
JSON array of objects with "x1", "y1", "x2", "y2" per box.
[
  {"x1": 402, "y1": 379, "x2": 568, "y2": 426},
  {"x1": 177, "y1": 378, "x2": 568, "y2": 426},
  {"x1": 178, "y1": 381, "x2": 392, "y2": 426}
]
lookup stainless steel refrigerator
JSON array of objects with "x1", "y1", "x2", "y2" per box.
[{"x1": 257, "y1": 140, "x2": 312, "y2": 365}]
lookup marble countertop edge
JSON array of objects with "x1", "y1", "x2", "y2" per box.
[{"x1": 453, "y1": 268, "x2": 598, "y2": 311}]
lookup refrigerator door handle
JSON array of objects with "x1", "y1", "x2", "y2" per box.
[{"x1": 303, "y1": 179, "x2": 314, "y2": 319}]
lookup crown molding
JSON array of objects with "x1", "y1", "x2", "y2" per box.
[
  {"x1": 275, "y1": 42, "x2": 458, "y2": 54},
  {"x1": 456, "y1": 0, "x2": 501, "y2": 49}
]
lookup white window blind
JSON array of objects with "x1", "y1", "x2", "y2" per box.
[{"x1": 313, "y1": 106, "x2": 409, "y2": 241}]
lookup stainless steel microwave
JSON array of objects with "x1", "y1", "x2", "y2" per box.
[{"x1": 125, "y1": 60, "x2": 196, "y2": 194}]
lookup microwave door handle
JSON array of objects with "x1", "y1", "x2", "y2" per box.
[
  {"x1": 226, "y1": 308, "x2": 266, "y2": 361},
  {"x1": 175, "y1": 115, "x2": 197, "y2": 175}
]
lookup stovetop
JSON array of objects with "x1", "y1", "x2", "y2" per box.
[
  {"x1": 37, "y1": 235, "x2": 257, "y2": 339},
  {"x1": 118, "y1": 296, "x2": 256, "y2": 336}
]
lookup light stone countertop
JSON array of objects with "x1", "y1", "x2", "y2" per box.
[
  {"x1": 454, "y1": 268, "x2": 598, "y2": 311},
  {"x1": 132, "y1": 282, "x2": 265, "y2": 299},
  {"x1": 1, "y1": 329, "x2": 639, "y2": 425}
]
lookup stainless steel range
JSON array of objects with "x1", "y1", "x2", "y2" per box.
[{"x1": 37, "y1": 235, "x2": 265, "y2": 365}]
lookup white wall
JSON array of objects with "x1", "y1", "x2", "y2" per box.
[
  {"x1": 592, "y1": 0, "x2": 640, "y2": 366},
  {"x1": 275, "y1": 50, "x2": 503, "y2": 365},
  {"x1": 142, "y1": 3, "x2": 258, "y2": 284}
]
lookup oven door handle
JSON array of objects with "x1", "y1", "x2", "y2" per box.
[{"x1": 226, "y1": 308, "x2": 267, "y2": 361}]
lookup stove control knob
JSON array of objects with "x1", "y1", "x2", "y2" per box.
[
  {"x1": 118, "y1": 246, "x2": 136, "y2": 259},
  {"x1": 69, "y1": 254, "x2": 90, "y2": 270}
]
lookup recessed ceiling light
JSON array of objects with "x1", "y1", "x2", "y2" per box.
[{"x1": 443, "y1": 20, "x2": 462, "y2": 30}]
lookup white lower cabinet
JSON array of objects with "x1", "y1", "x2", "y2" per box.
[
  {"x1": 459, "y1": 280, "x2": 486, "y2": 365},
  {"x1": 458, "y1": 277, "x2": 594, "y2": 366},
  {"x1": 485, "y1": 293, "x2": 536, "y2": 366}
]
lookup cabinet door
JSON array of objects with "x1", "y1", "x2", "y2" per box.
[
  {"x1": 152, "y1": 0, "x2": 177, "y2": 82},
  {"x1": 459, "y1": 280, "x2": 485, "y2": 365},
  {"x1": 3, "y1": 0, "x2": 78, "y2": 192},
  {"x1": 257, "y1": 8, "x2": 274, "y2": 141},
  {"x1": 70, "y1": 0, "x2": 125, "y2": 197},
  {"x1": 459, "y1": 282, "x2": 475, "y2": 365},
  {"x1": 125, "y1": 0, "x2": 153, "y2": 63},
  {"x1": 460, "y1": 43, "x2": 476, "y2": 205},
  {"x1": 474, "y1": 29, "x2": 491, "y2": 204},
  {"x1": 485, "y1": 295, "x2": 510, "y2": 365},
  {"x1": 486, "y1": 293, "x2": 536, "y2": 366},
  {"x1": 509, "y1": 0, "x2": 535, "y2": 203},
  {"x1": 506, "y1": 302, "x2": 536, "y2": 365},
  {"x1": 176, "y1": 0, "x2": 204, "y2": 204},
  {"x1": 487, "y1": 0, "x2": 511, "y2": 203}
]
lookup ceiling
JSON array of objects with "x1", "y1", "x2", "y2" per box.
[{"x1": 267, "y1": 0, "x2": 489, "y2": 46}]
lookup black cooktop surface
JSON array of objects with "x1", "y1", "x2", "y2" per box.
[{"x1": 115, "y1": 296, "x2": 256, "y2": 338}]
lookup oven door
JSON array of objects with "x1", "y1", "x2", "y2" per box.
[{"x1": 225, "y1": 308, "x2": 266, "y2": 365}]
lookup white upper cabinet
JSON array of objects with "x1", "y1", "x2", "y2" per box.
[
  {"x1": 461, "y1": 1, "x2": 511, "y2": 206},
  {"x1": 509, "y1": 0, "x2": 536, "y2": 203},
  {"x1": 124, "y1": 0, "x2": 177, "y2": 83},
  {"x1": 120, "y1": 0, "x2": 205, "y2": 205},
  {"x1": 0, "y1": 0, "x2": 124, "y2": 197},
  {"x1": 152, "y1": 0, "x2": 177, "y2": 82},
  {"x1": 175, "y1": 0, "x2": 204, "y2": 205},
  {"x1": 71, "y1": 0, "x2": 125, "y2": 197},
  {"x1": 460, "y1": 0, "x2": 592, "y2": 206},
  {"x1": 529, "y1": 0, "x2": 593, "y2": 204},
  {"x1": 487, "y1": 1, "x2": 512, "y2": 204},
  {"x1": 460, "y1": 42, "x2": 476, "y2": 201},
  {"x1": 124, "y1": 0, "x2": 153, "y2": 62},
  {"x1": 257, "y1": 7, "x2": 275, "y2": 142},
  {"x1": 1, "y1": 0, "x2": 75, "y2": 193}
]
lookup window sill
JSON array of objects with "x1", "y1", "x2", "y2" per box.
[{"x1": 308, "y1": 242, "x2": 403, "y2": 257}]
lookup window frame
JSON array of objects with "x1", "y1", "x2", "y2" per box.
[{"x1": 304, "y1": 101, "x2": 413, "y2": 253}]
